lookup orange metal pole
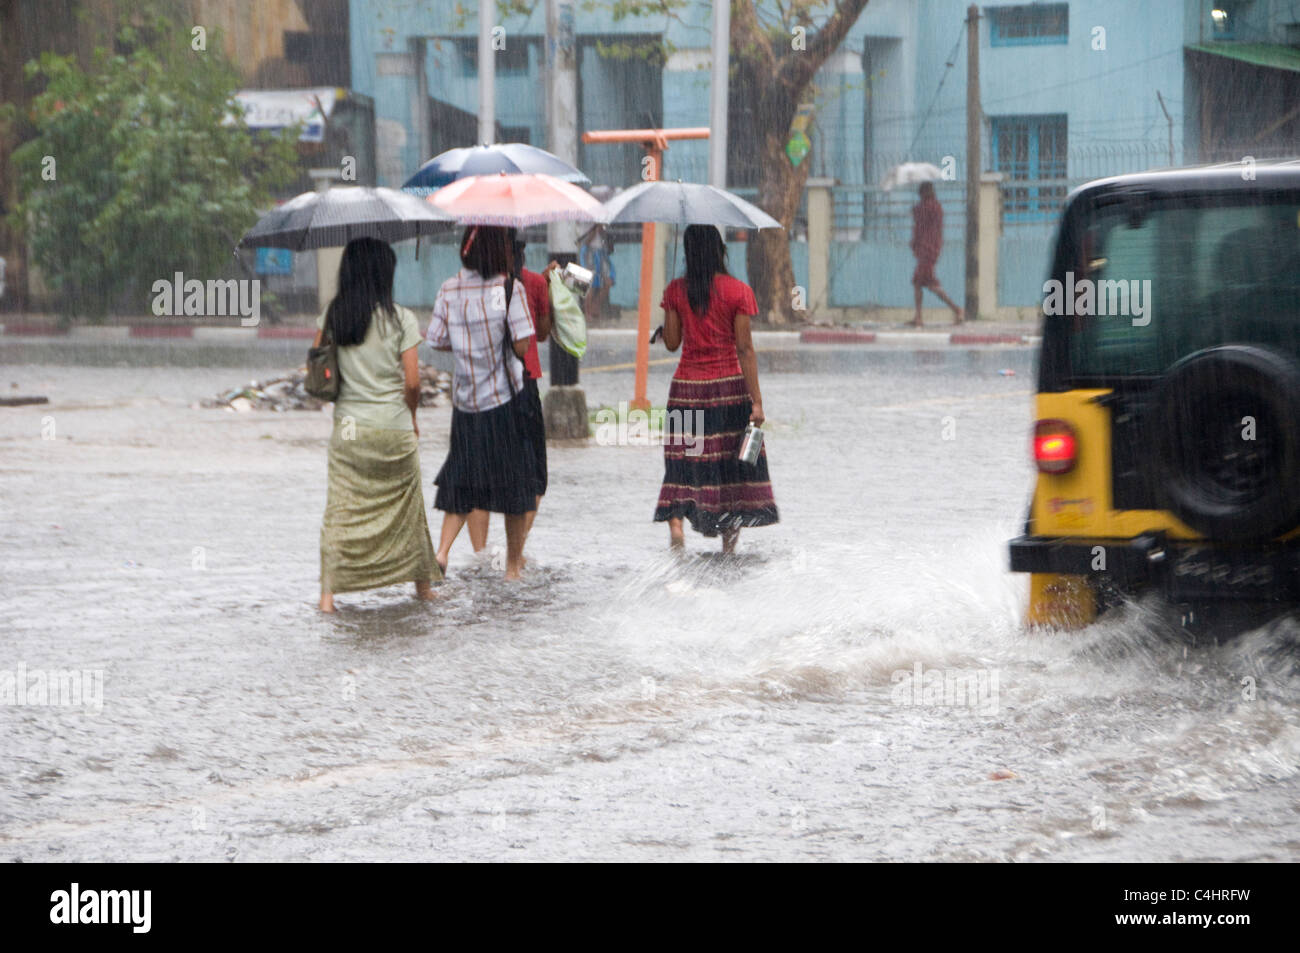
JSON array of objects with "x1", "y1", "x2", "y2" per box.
[
  {"x1": 632, "y1": 147, "x2": 660, "y2": 411},
  {"x1": 579, "y1": 127, "x2": 710, "y2": 411},
  {"x1": 582, "y1": 128, "x2": 710, "y2": 145}
]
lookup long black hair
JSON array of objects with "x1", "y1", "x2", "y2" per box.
[
  {"x1": 326, "y1": 237, "x2": 396, "y2": 346},
  {"x1": 460, "y1": 225, "x2": 514, "y2": 280},
  {"x1": 683, "y1": 224, "x2": 728, "y2": 316}
]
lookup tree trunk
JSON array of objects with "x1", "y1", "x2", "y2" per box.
[
  {"x1": 729, "y1": 0, "x2": 870, "y2": 325},
  {"x1": 746, "y1": 127, "x2": 810, "y2": 325}
]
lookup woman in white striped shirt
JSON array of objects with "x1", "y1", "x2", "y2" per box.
[{"x1": 426, "y1": 226, "x2": 537, "y2": 580}]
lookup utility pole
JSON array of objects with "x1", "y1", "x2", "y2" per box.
[
  {"x1": 477, "y1": 0, "x2": 495, "y2": 145},
  {"x1": 708, "y1": 0, "x2": 730, "y2": 188},
  {"x1": 545, "y1": 0, "x2": 579, "y2": 272},
  {"x1": 412, "y1": 37, "x2": 431, "y2": 166},
  {"x1": 543, "y1": 0, "x2": 586, "y2": 436},
  {"x1": 963, "y1": 4, "x2": 980, "y2": 322}
]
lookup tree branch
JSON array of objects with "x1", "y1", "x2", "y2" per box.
[
  {"x1": 730, "y1": 0, "x2": 776, "y2": 75},
  {"x1": 780, "y1": 0, "x2": 869, "y2": 94}
]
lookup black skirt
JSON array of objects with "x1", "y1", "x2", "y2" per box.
[
  {"x1": 521, "y1": 377, "x2": 548, "y2": 497},
  {"x1": 434, "y1": 397, "x2": 537, "y2": 515}
]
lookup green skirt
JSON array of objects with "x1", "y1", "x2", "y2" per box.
[{"x1": 320, "y1": 424, "x2": 440, "y2": 594}]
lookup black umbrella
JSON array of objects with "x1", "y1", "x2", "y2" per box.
[
  {"x1": 599, "y1": 181, "x2": 784, "y2": 229},
  {"x1": 238, "y1": 186, "x2": 454, "y2": 251}
]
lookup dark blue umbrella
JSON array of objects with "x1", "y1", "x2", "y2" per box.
[{"x1": 402, "y1": 143, "x2": 591, "y2": 195}]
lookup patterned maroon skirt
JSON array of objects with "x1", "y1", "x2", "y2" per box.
[{"x1": 653, "y1": 375, "x2": 779, "y2": 537}]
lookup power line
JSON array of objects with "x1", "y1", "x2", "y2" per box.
[
  {"x1": 908, "y1": 22, "x2": 968, "y2": 154},
  {"x1": 877, "y1": 45, "x2": 1186, "y2": 130}
]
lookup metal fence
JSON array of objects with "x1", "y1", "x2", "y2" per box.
[
  {"x1": 832, "y1": 181, "x2": 965, "y2": 240},
  {"x1": 833, "y1": 142, "x2": 1180, "y2": 236},
  {"x1": 632, "y1": 141, "x2": 1194, "y2": 239}
]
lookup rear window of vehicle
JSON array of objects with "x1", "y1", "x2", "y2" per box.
[{"x1": 1062, "y1": 193, "x2": 1300, "y2": 379}]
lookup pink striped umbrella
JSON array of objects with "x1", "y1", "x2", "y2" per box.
[{"x1": 427, "y1": 172, "x2": 605, "y2": 228}]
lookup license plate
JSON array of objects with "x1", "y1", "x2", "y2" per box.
[{"x1": 1168, "y1": 546, "x2": 1279, "y2": 599}]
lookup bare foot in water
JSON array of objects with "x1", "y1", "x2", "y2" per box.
[
  {"x1": 669, "y1": 516, "x2": 686, "y2": 553},
  {"x1": 319, "y1": 592, "x2": 335, "y2": 613},
  {"x1": 415, "y1": 580, "x2": 439, "y2": 602}
]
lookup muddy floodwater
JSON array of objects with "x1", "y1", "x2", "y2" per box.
[{"x1": 2, "y1": 359, "x2": 1298, "y2": 862}]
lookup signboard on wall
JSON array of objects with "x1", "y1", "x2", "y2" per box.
[{"x1": 230, "y1": 88, "x2": 339, "y2": 142}]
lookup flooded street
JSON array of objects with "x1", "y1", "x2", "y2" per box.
[{"x1": 2, "y1": 360, "x2": 1298, "y2": 862}]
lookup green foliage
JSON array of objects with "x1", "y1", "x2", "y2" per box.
[{"x1": 10, "y1": 13, "x2": 299, "y2": 317}]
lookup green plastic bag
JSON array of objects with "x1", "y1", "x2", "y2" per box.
[{"x1": 548, "y1": 270, "x2": 588, "y2": 360}]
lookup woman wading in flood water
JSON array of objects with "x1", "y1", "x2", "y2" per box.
[
  {"x1": 426, "y1": 225, "x2": 538, "y2": 580},
  {"x1": 316, "y1": 238, "x2": 440, "y2": 612},
  {"x1": 655, "y1": 224, "x2": 778, "y2": 552}
]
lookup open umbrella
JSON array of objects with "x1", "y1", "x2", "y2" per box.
[
  {"x1": 238, "y1": 186, "x2": 454, "y2": 251},
  {"x1": 598, "y1": 181, "x2": 783, "y2": 229},
  {"x1": 403, "y1": 143, "x2": 591, "y2": 195},
  {"x1": 880, "y1": 162, "x2": 945, "y2": 192},
  {"x1": 429, "y1": 172, "x2": 605, "y2": 228}
]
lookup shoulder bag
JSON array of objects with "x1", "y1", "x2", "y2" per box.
[{"x1": 305, "y1": 312, "x2": 341, "y2": 401}]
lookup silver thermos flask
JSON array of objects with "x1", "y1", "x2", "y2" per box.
[
  {"x1": 738, "y1": 421, "x2": 764, "y2": 466},
  {"x1": 561, "y1": 262, "x2": 594, "y2": 296}
]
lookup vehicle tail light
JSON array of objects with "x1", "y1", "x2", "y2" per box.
[{"x1": 1034, "y1": 419, "x2": 1077, "y2": 474}]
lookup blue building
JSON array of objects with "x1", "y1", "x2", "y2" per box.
[{"x1": 348, "y1": 0, "x2": 1300, "y2": 312}]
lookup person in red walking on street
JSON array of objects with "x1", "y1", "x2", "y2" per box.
[
  {"x1": 910, "y1": 181, "x2": 963, "y2": 327},
  {"x1": 465, "y1": 237, "x2": 556, "y2": 557}
]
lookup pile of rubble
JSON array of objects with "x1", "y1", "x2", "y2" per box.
[{"x1": 205, "y1": 365, "x2": 453, "y2": 412}]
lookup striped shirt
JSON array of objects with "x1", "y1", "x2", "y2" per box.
[{"x1": 427, "y1": 268, "x2": 535, "y2": 412}]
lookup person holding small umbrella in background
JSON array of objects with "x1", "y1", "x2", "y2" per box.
[
  {"x1": 909, "y1": 181, "x2": 963, "y2": 327},
  {"x1": 578, "y1": 224, "x2": 616, "y2": 323},
  {"x1": 655, "y1": 224, "x2": 778, "y2": 553}
]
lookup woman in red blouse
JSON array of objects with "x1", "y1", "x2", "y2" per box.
[{"x1": 655, "y1": 224, "x2": 779, "y2": 552}]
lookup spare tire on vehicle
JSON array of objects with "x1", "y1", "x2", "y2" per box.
[{"x1": 1151, "y1": 344, "x2": 1300, "y2": 542}]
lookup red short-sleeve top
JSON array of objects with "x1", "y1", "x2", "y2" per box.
[
  {"x1": 660, "y1": 273, "x2": 758, "y2": 380},
  {"x1": 518, "y1": 268, "x2": 549, "y2": 380}
]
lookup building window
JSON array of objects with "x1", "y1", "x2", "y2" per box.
[
  {"x1": 455, "y1": 37, "x2": 532, "y2": 77},
  {"x1": 284, "y1": 32, "x2": 350, "y2": 87},
  {"x1": 1210, "y1": 1, "x2": 1250, "y2": 39},
  {"x1": 991, "y1": 115, "x2": 1068, "y2": 221},
  {"x1": 989, "y1": 4, "x2": 1069, "y2": 46}
]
